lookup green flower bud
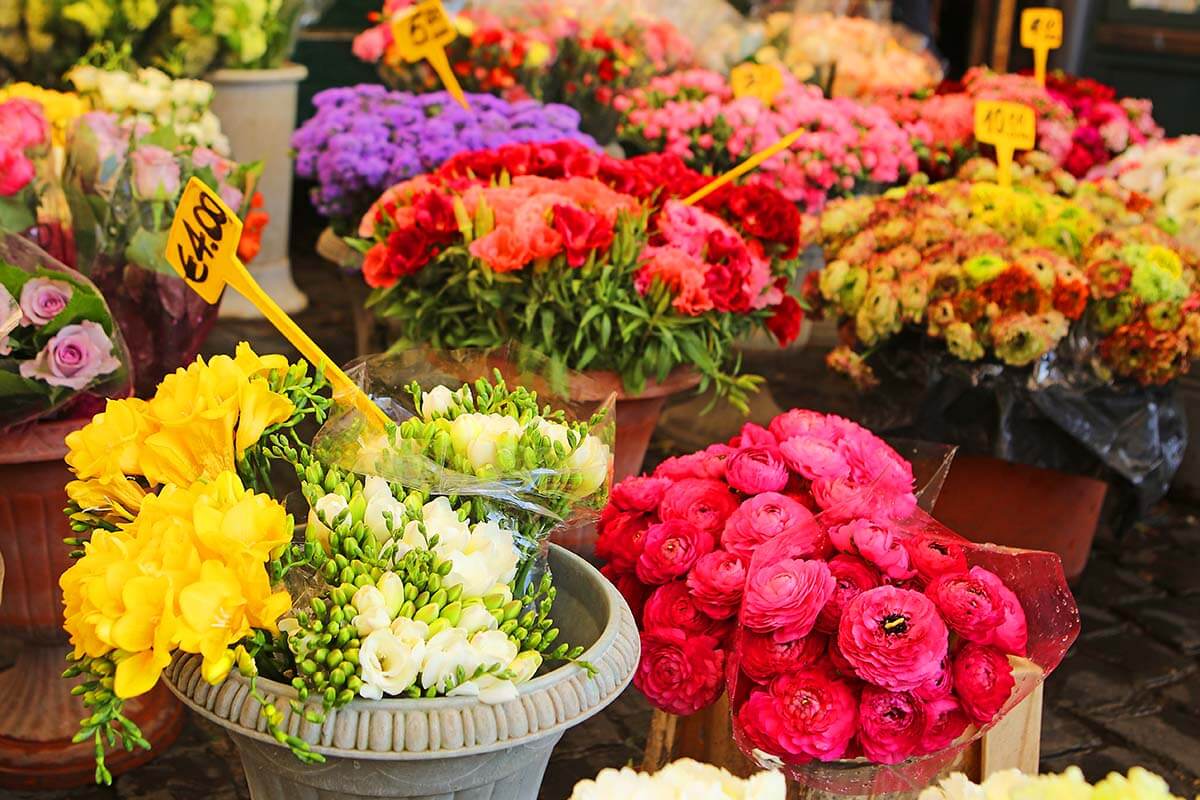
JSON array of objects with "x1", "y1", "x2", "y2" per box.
[
  {"x1": 336, "y1": 627, "x2": 353, "y2": 647},
  {"x1": 542, "y1": 628, "x2": 559, "y2": 646},
  {"x1": 327, "y1": 650, "x2": 344, "y2": 669},
  {"x1": 483, "y1": 593, "x2": 506, "y2": 610},
  {"x1": 446, "y1": 584, "x2": 464, "y2": 603},
  {"x1": 502, "y1": 601, "x2": 522, "y2": 621},
  {"x1": 337, "y1": 689, "x2": 355, "y2": 706},
  {"x1": 430, "y1": 588, "x2": 448, "y2": 608},
  {"x1": 525, "y1": 631, "x2": 542, "y2": 650},
  {"x1": 404, "y1": 584, "x2": 418, "y2": 602},
  {"x1": 348, "y1": 492, "x2": 367, "y2": 523},
  {"x1": 311, "y1": 598, "x2": 327, "y2": 617},
  {"x1": 398, "y1": 600, "x2": 416, "y2": 619},
  {"x1": 437, "y1": 560, "x2": 453, "y2": 577},
  {"x1": 427, "y1": 574, "x2": 442, "y2": 593},
  {"x1": 300, "y1": 659, "x2": 317, "y2": 676},
  {"x1": 415, "y1": 591, "x2": 430, "y2": 608},
  {"x1": 314, "y1": 648, "x2": 330, "y2": 664},
  {"x1": 313, "y1": 670, "x2": 327, "y2": 687},
  {"x1": 343, "y1": 648, "x2": 359, "y2": 667},
  {"x1": 347, "y1": 676, "x2": 363, "y2": 694},
  {"x1": 499, "y1": 619, "x2": 518, "y2": 635},
  {"x1": 414, "y1": 602, "x2": 440, "y2": 624},
  {"x1": 427, "y1": 617, "x2": 451, "y2": 637},
  {"x1": 513, "y1": 626, "x2": 528, "y2": 642},
  {"x1": 519, "y1": 610, "x2": 536, "y2": 629},
  {"x1": 440, "y1": 601, "x2": 462, "y2": 626}
]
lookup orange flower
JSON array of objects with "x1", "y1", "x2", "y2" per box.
[{"x1": 237, "y1": 193, "x2": 270, "y2": 264}]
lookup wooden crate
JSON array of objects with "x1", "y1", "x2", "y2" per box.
[{"x1": 643, "y1": 661, "x2": 1044, "y2": 797}]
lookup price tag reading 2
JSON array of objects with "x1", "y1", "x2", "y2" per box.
[
  {"x1": 731, "y1": 63, "x2": 784, "y2": 106},
  {"x1": 974, "y1": 100, "x2": 1036, "y2": 187},
  {"x1": 1020, "y1": 7, "x2": 1063, "y2": 86},
  {"x1": 389, "y1": 0, "x2": 469, "y2": 109},
  {"x1": 166, "y1": 178, "x2": 240, "y2": 303}
]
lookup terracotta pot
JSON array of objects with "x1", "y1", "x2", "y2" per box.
[
  {"x1": 931, "y1": 454, "x2": 1107, "y2": 582},
  {"x1": 0, "y1": 420, "x2": 183, "y2": 789}
]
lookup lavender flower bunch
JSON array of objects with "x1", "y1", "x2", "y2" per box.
[{"x1": 293, "y1": 85, "x2": 597, "y2": 232}]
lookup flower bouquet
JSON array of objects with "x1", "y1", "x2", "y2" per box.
[
  {"x1": 921, "y1": 766, "x2": 1184, "y2": 800},
  {"x1": 62, "y1": 111, "x2": 261, "y2": 395},
  {"x1": 597, "y1": 409, "x2": 1077, "y2": 792},
  {"x1": 354, "y1": 139, "x2": 805, "y2": 409},
  {"x1": 61, "y1": 343, "x2": 616, "y2": 782},
  {"x1": 613, "y1": 69, "x2": 924, "y2": 212},
  {"x1": 353, "y1": 0, "x2": 695, "y2": 142},
  {"x1": 292, "y1": 85, "x2": 596, "y2": 234},
  {"x1": 0, "y1": 232, "x2": 129, "y2": 431},
  {"x1": 569, "y1": 758, "x2": 784, "y2": 800}
]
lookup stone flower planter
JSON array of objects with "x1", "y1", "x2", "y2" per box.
[{"x1": 164, "y1": 545, "x2": 638, "y2": 800}]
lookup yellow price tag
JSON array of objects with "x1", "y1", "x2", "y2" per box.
[
  {"x1": 731, "y1": 63, "x2": 784, "y2": 106},
  {"x1": 1020, "y1": 7, "x2": 1063, "y2": 86},
  {"x1": 388, "y1": 0, "x2": 469, "y2": 109},
  {"x1": 165, "y1": 177, "x2": 391, "y2": 429},
  {"x1": 974, "y1": 100, "x2": 1036, "y2": 187},
  {"x1": 683, "y1": 128, "x2": 804, "y2": 207}
]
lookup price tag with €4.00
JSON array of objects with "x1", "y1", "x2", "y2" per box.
[
  {"x1": 1020, "y1": 7, "x2": 1063, "y2": 86},
  {"x1": 974, "y1": 100, "x2": 1036, "y2": 187},
  {"x1": 389, "y1": 0, "x2": 469, "y2": 109},
  {"x1": 731, "y1": 63, "x2": 784, "y2": 106},
  {"x1": 164, "y1": 177, "x2": 391, "y2": 428}
]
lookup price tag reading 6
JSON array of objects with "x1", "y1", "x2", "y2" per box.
[
  {"x1": 165, "y1": 177, "x2": 242, "y2": 303},
  {"x1": 391, "y1": 0, "x2": 456, "y2": 63}
]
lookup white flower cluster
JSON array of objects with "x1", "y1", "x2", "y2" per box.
[
  {"x1": 422, "y1": 384, "x2": 612, "y2": 498},
  {"x1": 919, "y1": 767, "x2": 1182, "y2": 800},
  {"x1": 308, "y1": 477, "x2": 536, "y2": 703},
  {"x1": 569, "y1": 759, "x2": 785, "y2": 800},
  {"x1": 68, "y1": 66, "x2": 230, "y2": 155}
]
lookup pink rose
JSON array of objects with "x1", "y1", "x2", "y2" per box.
[
  {"x1": 611, "y1": 476, "x2": 672, "y2": 513},
  {"x1": 643, "y1": 581, "x2": 719, "y2": 636},
  {"x1": 904, "y1": 533, "x2": 969, "y2": 582},
  {"x1": 725, "y1": 446, "x2": 789, "y2": 494},
  {"x1": 636, "y1": 519, "x2": 714, "y2": 585},
  {"x1": 953, "y1": 643, "x2": 1016, "y2": 724},
  {"x1": 925, "y1": 570, "x2": 1006, "y2": 644},
  {"x1": 919, "y1": 695, "x2": 969, "y2": 754},
  {"x1": 816, "y1": 554, "x2": 880, "y2": 634},
  {"x1": 20, "y1": 321, "x2": 120, "y2": 390},
  {"x1": 634, "y1": 628, "x2": 724, "y2": 715},
  {"x1": 739, "y1": 630, "x2": 826, "y2": 682},
  {"x1": 658, "y1": 478, "x2": 739, "y2": 537},
  {"x1": 686, "y1": 549, "x2": 747, "y2": 619},
  {"x1": 747, "y1": 669, "x2": 860, "y2": 762},
  {"x1": 595, "y1": 507, "x2": 652, "y2": 573},
  {"x1": 830, "y1": 519, "x2": 916, "y2": 581},
  {"x1": 0, "y1": 98, "x2": 48, "y2": 150},
  {"x1": 743, "y1": 558, "x2": 835, "y2": 642},
  {"x1": 971, "y1": 567, "x2": 1029, "y2": 656},
  {"x1": 0, "y1": 147, "x2": 34, "y2": 196},
  {"x1": 19, "y1": 277, "x2": 72, "y2": 326},
  {"x1": 721, "y1": 492, "x2": 816, "y2": 561},
  {"x1": 838, "y1": 586, "x2": 949, "y2": 691},
  {"x1": 858, "y1": 687, "x2": 925, "y2": 764},
  {"x1": 130, "y1": 145, "x2": 182, "y2": 201}
]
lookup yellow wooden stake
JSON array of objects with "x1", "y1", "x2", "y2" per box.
[
  {"x1": 974, "y1": 100, "x2": 1036, "y2": 187},
  {"x1": 165, "y1": 177, "x2": 391, "y2": 429},
  {"x1": 1020, "y1": 7, "x2": 1063, "y2": 87},
  {"x1": 683, "y1": 128, "x2": 805, "y2": 206}
]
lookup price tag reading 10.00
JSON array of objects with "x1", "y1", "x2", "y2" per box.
[{"x1": 974, "y1": 100, "x2": 1036, "y2": 187}]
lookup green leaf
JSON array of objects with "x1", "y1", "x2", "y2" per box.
[
  {"x1": 124, "y1": 229, "x2": 173, "y2": 276},
  {"x1": 0, "y1": 195, "x2": 35, "y2": 235}
]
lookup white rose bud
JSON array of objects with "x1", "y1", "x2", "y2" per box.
[
  {"x1": 568, "y1": 435, "x2": 611, "y2": 498},
  {"x1": 421, "y1": 384, "x2": 456, "y2": 419},
  {"x1": 358, "y1": 628, "x2": 423, "y2": 700}
]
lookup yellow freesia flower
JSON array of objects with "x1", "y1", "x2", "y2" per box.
[
  {"x1": 232, "y1": 341, "x2": 289, "y2": 379},
  {"x1": 66, "y1": 476, "x2": 147, "y2": 521},
  {"x1": 65, "y1": 398, "x2": 155, "y2": 480}
]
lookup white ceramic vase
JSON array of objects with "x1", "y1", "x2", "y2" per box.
[{"x1": 208, "y1": 63, "x2": 309, "y2": 317}]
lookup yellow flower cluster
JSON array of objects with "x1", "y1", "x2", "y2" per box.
[
  {"x1": 61, "y1": 471, "x2": 293, "y2": 698},
  {"x1": 60, "y1": 343, "x2": 298, "y2": 698},
  {"x1": 66, "y1": 342, "x2": 294, "y2": 523},
  {"x1": 0, "y1": 83, "x2": 89, "y2": 147}
]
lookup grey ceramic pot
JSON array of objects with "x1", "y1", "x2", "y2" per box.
[{"x1": 164, "y1": 545, "x2": 639, "y2": 800}]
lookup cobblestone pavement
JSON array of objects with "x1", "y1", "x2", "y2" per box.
[{"x1": 5, "y1": 248, "x2": 1198, "y2": 799}]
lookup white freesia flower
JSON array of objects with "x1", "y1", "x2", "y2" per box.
[
  {"x1": 450, "y1": 413, "x2": 523, "y2": 471},
  {"x1": 307, "y1": 492, "x2": 349, "y2": 549},
  {"x1": 389, "y1": 616, "x2": 429, "y2": 642},
  {"x1": 352, "y1": 585, "x2": 391, "y2": 636},
  {"x1": 365, "y1": 491, "x2": 405, "y2": 544},
  {"x1": 443, "y1": 521, "x2": 519, "y2": 598},
  {"x1": 421, "y1": 384, "x2": 457, "y2": 418},
  {"x1": 362, "y1": 475, "x2": 393, "y2": 502},
  {"x1": 359, "y1": 628, "x2": 424, "y2": 700},
  {"x1": 507, "y1": 650, "x2": 542, "y2": 684},
  {"x1": 377, "y1": 572, "x2": 406, "y2": 618},
  {"x1": 458, "y1": 602, "x2": 498, "y2": 634},
  {"x1": 470, "y1": 630, "x2": 518, "y2": 668},
  {"x1": 422, "y1": 496, "x2": 470, "y2": 553},
  {"x1": 448, "y1": 674, "x2": 518, "y2": 704},
  {"x1": 568, "y1": 760, "x2": 785, "y2": 800},
  {"x1": 537, "y1": 419, "x2": 570, "y2": 448},
  {"x1": 420, "y1": 628, "x2": 481, "y2": 692},
  {"x1": 568, "y1": 435, "x2": 611, "y2": 498}
]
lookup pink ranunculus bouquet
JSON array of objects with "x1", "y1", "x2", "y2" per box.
[{"x1": 598, "y1": 408, "x2": 1080, "y2": 784}]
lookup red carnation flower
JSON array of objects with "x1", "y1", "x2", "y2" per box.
[
  {"x1": 643, "y1": 580, "x2": 721, "y2": 636},
  {"x1": 634, "y1": 628, "x2": 724, "y2": 715},
  {"x1": 552, "y1": 203, "x2": 614, "y2": 267},
  {"x1": 743, "y1": 669, "x2": 860, "y2": 762},
  {"x1": 595, "y1": 508, "x2": 652, "y2": 573},
  {"x1": 767, "y1": 292, "x2": 804, "y2": 346}
]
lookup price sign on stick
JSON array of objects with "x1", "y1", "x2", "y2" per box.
[
  {"x1": 731, "y1": 63, "x2": 784, "y2": 106},
  {"x1": 389, "y1": 0, "x2": 469, "y2": 109},
  {"x1": 1020, "y1": 7, "x2": 1063, "y2": 86},
  {"x1": 165, "y1": 177, "x2": 391, "y2": 429},
  {"x1": 974, "y1": 100, "x2": 1036, "y2": 187},
  {"x1": 683, "y1": 128, "x2": 805, "y2": 206}
]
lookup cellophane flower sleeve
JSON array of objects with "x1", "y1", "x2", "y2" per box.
[
  {"x1": 0, "y1": 233, "x2": 131, "y2": 432},
  {"x1": 728, "y1": 474, "x2": 1079, "y2": 794},
  {"x1": 312, "y1": 346, "x2": 616, "y2": 583}
]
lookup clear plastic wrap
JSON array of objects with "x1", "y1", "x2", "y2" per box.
[
  {"x1": 312, "y1": 346, "x2": 616, "y2": 542},
  {"x1": 0, "y1": 232, "x2": 130, "y2": 432},
  {"x1": 726, "y1": 476, "x2": 1078, "y2": 793}
]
